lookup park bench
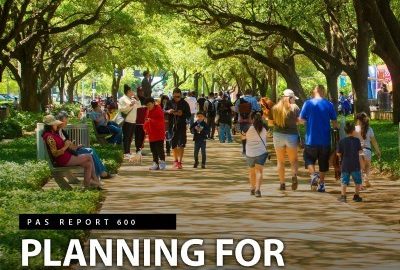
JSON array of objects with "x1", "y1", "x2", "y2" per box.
[
  {"x1": 91, "y1": 120, "x2": 111, "y2": 145},
  {"x1": 37, "y1": 123, "x2": 89, "y2": 190}
]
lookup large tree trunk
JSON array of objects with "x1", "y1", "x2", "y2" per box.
[
  {"x1": 389, "y1": 68, "x2": 400, "y2": 123},
  {"x1": 268, "y1": 68, "x2": 277, "y2": 103},
  {"x1": 281, "y1": 69, "x2": 306, "y2": 103},
  {"x1": 259, "y1": 77, "x2": 268, "y2": 97},
  {"x1": 67, "y1": 83, "x2": 75, "y2": 103},
  {"x1": 251, "y1": 76, "x2": 257, "y2": 95},
  {"x1": 326, "y1": 71, "x2": 340, "y2": 111},
  {"x1": 281, "y1": 58, "x2": 306, "y2": 101},
  {"x1": 19, "y1": 59, "x2": 40, "y2": 112},
  {"x1": 193, "y1": 72, "x2": 201, "y2": 94},
  {"x1": 59, "y1": 74, "x2": 65, "y2": 104},
  {"x1": 351, "y1": 0, "x2": 371, "y2": 115},
  {"x1": 357, "y1": 0, "x2": 400, "y2": 123}
]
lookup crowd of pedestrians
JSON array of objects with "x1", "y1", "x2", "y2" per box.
[{"x1": 42, "y1": 72, "x2": 381, "y2": 200}]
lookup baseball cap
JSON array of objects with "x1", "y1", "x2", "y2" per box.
[{"x1": 282, "y1": 89, "x2": 299, "y2": 100}]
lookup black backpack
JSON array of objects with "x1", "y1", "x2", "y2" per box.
[{"x1": 206, "y1": 100, "x2": 216, "y2": 118}]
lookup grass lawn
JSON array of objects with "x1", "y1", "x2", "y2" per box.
[
  {"x1": 0, "y1": 132, "x2": 123, "y2": 269},
  {"x1": 369, "y1": 120, "x2": 400, "y2": 177}
]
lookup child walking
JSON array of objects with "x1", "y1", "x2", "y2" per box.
[
  {"x1": 190, "y1": 111, "x2": 210, "y2": 169},
  {"x1": 143, "y1": 97, "x2": 166, "y2": 170},
  {"x1": 337, "y1": 122, "x2": 363, "y2": 202},
  {"x1": 355, "y1": 112, "x2": 381, "y2": 188}
]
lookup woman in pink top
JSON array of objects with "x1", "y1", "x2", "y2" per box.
[{"x1": 42, "y1": 115, "x2": 101, "y2": 189}]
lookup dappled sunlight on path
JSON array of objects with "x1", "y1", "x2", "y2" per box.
[{"x1": 82, "y1": 134, "x2": 400, "y2": 269}]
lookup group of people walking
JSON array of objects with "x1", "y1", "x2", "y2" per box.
[
  {"x1": 245, "y1": 85, "x2": 381, "y2": 200},
  {"x1": 42, "y1": 82, "x2": 381, "y2": 200}
]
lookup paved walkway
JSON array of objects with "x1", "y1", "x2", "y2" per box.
[{"x1": 82, "y1": 135, "x2": 400, "y2": 269}]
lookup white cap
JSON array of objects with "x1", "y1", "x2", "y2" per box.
[{"x1": 282, "y1": 89, "x2": 299, "y2": 100}]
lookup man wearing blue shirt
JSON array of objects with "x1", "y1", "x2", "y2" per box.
[{"x1": 299, "y1": 85, "x2": 338, "y2": 192}]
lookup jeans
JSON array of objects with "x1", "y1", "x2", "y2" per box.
[
  {"x1": 76, "y1": 147, "x2": 106, "y2": 177},
  {"x1": 219, "y1": 123, "x2": 232, "y2": 142},
  {"x1": 103, "y1": 121, "x2": 122, "y2": 144},
  {"x1": 149, "y1": 140, "x2": 165, "y2": 164},
  {"x1": 194, "y1": 140, "x2": 206, "y2": 165},
  {"x1": 135, "y1": 124, "x2": 145, "y2": 152},
  {"x1": 122, "y1": 122, "x2": 135, "y2": 154}
]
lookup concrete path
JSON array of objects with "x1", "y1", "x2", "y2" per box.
[{"x1": 82, "y1": 135, "x2": 400, "y2": 270}]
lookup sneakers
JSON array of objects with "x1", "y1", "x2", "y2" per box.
[
  {"x1": 279, "y1": 183, "x2": 286, "y2": 190},
  {"x1": 250, "y1": 189, "x2": 255, "y2": 195},
  {"x1": 123, "y1": 153, "x2": 132, "y2": 160},
  {"x1": 317, "y1": 182, "x2": 326, "y2": 192},
  {"x1": 149, "y1": 162, "x2": 159, "y2": 170},
  {"x1": 291, "y1": 176, "x2": 298, "y2": 191},
  {"x1": 193, "y1": 162, "x2": 198, "y2": 168},
  {"x1": 353, "y1": 194, "x2": 363, "y2": 202},
  {"x1": 310, "y1": 173, "x2": 319, "y2": 191},
  {"x1": 338, "y1": 195, "x2": 347, "y2": 202},
  {"x1": 201, "y1": 164, "x2": 206, "y2": 169},
  {"x1": 254, "y1": 190, "x2": 261, "y2": 197},
  {"x1": 159, "y1": 161, "x2": 166, "y2": 170}
]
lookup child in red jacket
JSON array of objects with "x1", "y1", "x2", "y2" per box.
[{"x1": 144, "y1": 97, "x2": 166, "y2": 170}]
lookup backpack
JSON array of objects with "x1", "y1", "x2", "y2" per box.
[
  {"x1": 206, "y1": 100, "x2": 216, "y2": 118},
  {"x1": 238, "y1": 98, "x2": 252, "y2": 119}
]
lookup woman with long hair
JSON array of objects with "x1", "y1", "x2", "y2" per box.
[
  {"x1": 355, "y1": 112, "x2": 381, "y2": 188},
  {"x1": 245, "y1": 112, "x2": 269, "y2": 197},
  {"x1": 268, "y1": 89, "x2": 300, "y2": 191}
]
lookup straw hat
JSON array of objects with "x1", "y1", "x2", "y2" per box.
[{"x1": 43, "y1": 115, "x2": 63, "y2": 126}]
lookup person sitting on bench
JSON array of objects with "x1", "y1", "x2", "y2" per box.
[
  {"x1": 56, "y1": 111, "x2": 112, "y2": 180},
  {"x1": 88, "y1": 100, "x2": 122, "y2": 144},
  {"x1": 42, "y1": 115, "x2": 101, "y2": 189}
]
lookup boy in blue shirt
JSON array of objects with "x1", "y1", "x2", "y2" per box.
[
  {"x1": 337, "y1": 122, "x2": 363, "y2": 202},
  {"x1": 190, "y1": 111, "x2": 210, "y2": 169}
]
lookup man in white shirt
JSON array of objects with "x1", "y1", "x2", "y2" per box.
[
  {"x1": 119, "y1": 84, "x2": 141, "y2": 158},
  {"x1": 185, "y1": 91, "x2": 198, "y2": 126}
]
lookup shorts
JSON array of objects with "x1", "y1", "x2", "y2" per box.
[
  {"x1": 239, "y1": 122, "x2": 251, "y2": 134},
  {"x1": 303, "y1": 145, "x2": 330, "y2": 172},
  {"x1": 341, "y1": 171, "x2": 362, "y2": 185},
  {"x1": 171, "y1": 126, "x2": 187, "y2": 149},
  {"x1": 361, "y1": 148, "x2": 372, "y2": 160},
  {"x1": 273, "y1": 132, "x2": 298, "y2": 148},
  {"x1": 246, "y1": 152, "x2": 268, "y2": 168}
]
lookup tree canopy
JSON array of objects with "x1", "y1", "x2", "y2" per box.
[{"x1": 0, "y1": 0, "x2": 399, "y2": 123}]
